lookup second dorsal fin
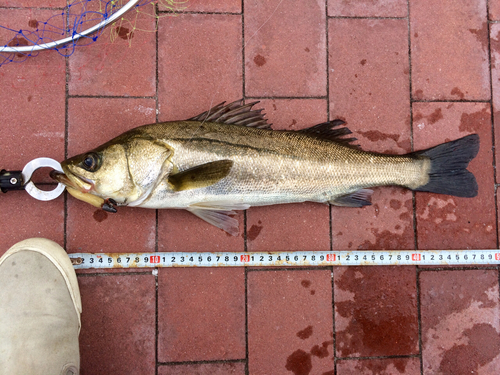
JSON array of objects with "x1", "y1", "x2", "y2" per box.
[
  {"x1": 187, "y1": 99, "x2": 272, "y2": 129},
  {"x1": 298, "y1": 120, "x2": 359, "y2": 148}
]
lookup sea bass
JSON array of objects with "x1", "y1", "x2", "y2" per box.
[{"x1": 51, "y1": 100, "x2": 479, "y2": 235}]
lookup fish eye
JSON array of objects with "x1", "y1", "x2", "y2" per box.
[{"x1": 81, "y1": 152, "x2": 101, "y2": 172}]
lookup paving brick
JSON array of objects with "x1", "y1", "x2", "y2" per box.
[
  {"x1": 413, "y1": 102, "x2": 495, "y2": 250},
  {"x1": 158, "y1": 210, "x2": 245, "y2": 252},
  {"x1": 336, "y1": 357, "x2": 421, "y2": 374},
  {"x1": 173, "y1": 0, "x2": 241, "y2": 13},
  {"x1": 328, "y1": 0, "x2": 407, "y2": 17},
  {"x1": 420, "y1": 270, "x2": 500, "y2": 374},
  {"x1": 158, "y1": 14, "x2": 242, "y2": 121},
  {"x1": 0, "y1": 196, "x2": 64, "y2": 256},
  {"x1": 2, "y1": 0, "x2": 64, "y2": 6},
  {"x1": 334, "y1": 266, "x2": 419, "y2": 357},
  {"x1": 244, "y1": 0, "x2": 326, "y2": 97},
  {"x1": 245, "y1": 99, "x2": 330, "y2": 251},
  {"x1": 158, "y1": 267, "x2": 246, "y2": 362},
  {"x1": 410, "y1": 0, "x2": 490, "y2": 100},
  {"x1": 329, "y1": 18, "x2": 412, "y2": 251},
  {"x1": 78, "y1": 274, "x2": 156, "y2": 375},
  {"x1": 247, "y1": 270, "x2": 334, "y2": 375},
  {"x1": 158, "y1": 362, "x2": 246, "y2": 375},
  {"x1": 491, "y1": 0, "x2": 500, "y2": 20},
  {"x1": 0, "y1": 9, "x2": 66, "y2": 169},
  {"x1": 491, "y1": 24, "x2": 500, "y2": 175},
  {"x1": 68, "y1": 2, "x2": 157, "y2": 96},
  {"x1": 67, "y1": 97, "x2": 156, "y2": 155}
]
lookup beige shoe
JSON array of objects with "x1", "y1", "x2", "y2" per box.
[{"x1": 0, "y1": 238, "x2": 82, "y2": 375}]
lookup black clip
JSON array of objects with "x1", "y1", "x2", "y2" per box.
[{"x1": 0, "y1": 170, "x2": 24, "y2": 193}]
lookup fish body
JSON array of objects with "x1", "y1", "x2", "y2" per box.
[{"x1": 51, "y1": 101, "x2": 479, "y2": 235}]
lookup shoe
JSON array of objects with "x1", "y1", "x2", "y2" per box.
[{"x1": 0, "y1": 238, "x2": 82, "y2": 375}]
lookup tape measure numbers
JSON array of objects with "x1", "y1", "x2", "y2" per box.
[{"x1": 70, "y1": 250, "x2": 500, "y2": 269}]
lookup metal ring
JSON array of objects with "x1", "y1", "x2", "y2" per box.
[{"x1": 22, "y1": 158, "x2": 66, "y2": 201}]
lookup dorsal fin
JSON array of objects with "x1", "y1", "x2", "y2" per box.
[
  {"x1": 298, "y1": 120, "x2": 359, "y2": 148},
  {"x1": 187, "y1": 99, "x2": 272, "y2": 129}
]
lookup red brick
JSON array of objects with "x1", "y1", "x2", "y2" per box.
[
  {"x1": 247, "y1": 270, "x2": 334, "y2": 375},
  {"x1": 410, "y1": 0, "x2": 490, "y2": 100},
  {"x1": 329, "y1": 18, "x2": 412, "y2": 251},
  {"x1": 158, "y1": 267, "x2": 246, "y2": 362},
  {"x1": 491, "y1": 24, "x2": 500, "y2": 173},
  {"x1": 413, "y1": 102, "x2": 495, "y2": 250},
  {"x1": 334, "y1": 266, "x2": 418, "y2": 357},
  {"x1": 67, "y1": 98, "x2": 156, "y2": 155},
  {"x1": 0, "y1": 9, "x2": 66, "y2": 169},
  {"x1": 420, "y1": 270, "x2": 500, "y2": 374},
  {"x1": 158, "y1": 362, "x2": 246, "y2": 375},
  {"x1": 245, "y1": 99, "x2": 330, "y2": 251},
  {"x1": 328, "y1": 0, "x2": 407, "y2": 17},
  {"x1": 168, "y1": 0, "x2": 241, "y2": 13},
  {"x1": 158, "y1": 210, "x2": 244, "y2": 252},
  {"x1": 491, "y1": 0, "x2": 500, "y2": 20},
  {"x1": 336, "y1": 357, "x2": 421, "y2": 374},
  {"x1": 0, "y1": 196, "x2": 64, "y2": 256},
  {"x1": 1, "y1": 0, "x2": 64, "y2": 6},
  {"x1": 68, "y1": 3, "x2": 157, "y2": 96},
  {"x1": 157, "y1": 14, "x2": 242, "y2": 121},
  {"x1": 244, "y1": 0, "x2": 326, "y2": 97},
  {"x1": 78, "y1": 274, "x2": 156, "y2": 375}
]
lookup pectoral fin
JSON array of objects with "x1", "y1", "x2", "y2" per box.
[
  {"x1": 168, "y1": 160, "x2": 234, "y2": 191},
  {"x1": 330, "y1": 189, "x2": 373, "y2": 207}
]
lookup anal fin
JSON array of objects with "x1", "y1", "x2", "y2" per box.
[
  {"x1": 187, "y1": 201, "x2": 250, "y2": 236},
  {"x1": 329, "y1": 189, "x2": 373, "y2": 207}
]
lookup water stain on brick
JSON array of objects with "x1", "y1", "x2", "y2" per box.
[
  {"x1": 438, "y1": 323, "x2": 500, "y2": 374},
  {"x1": 358, "y1": 130, "x2": 399, "y2": 143},
  {"x1": 8, "y1": 37, "x2": 29, "y2": 57},
  {"x1": 459, "y1": 108, "x2": 489, "y2": 133},
  {"x1": 27, "y1": 95, "x2": 32, "y2": 102},
  {"x1": 390, "y1": 199, "x2": 401, "y2": 210},
  {"x1": 414, "y1": 89, "x2": 424, "y2": 100},
  {"x1": 116, "y1": 26, "x2": 134, "y2": 40},
  {"x1": 304, "y1": 47, "x2": 310, "y2": 52},
  {"x1": 254, "y1": 54, "x2": 266, "y2": 67},
  {"x1": 28, "y1": 19, "x2": 39, "y2": 28},
  {"x1": 358, "y1": 225, "x2": 412, "y2": 250},
  {"x1": 360, "y1": 357, "x2": 409, "y2": 373},
  {"x1": 247, "y1": 224, "x2": 263, "y2": 241},
  {"x1": 321, "y1": 371, "x2": 334, "y2": 375},
  {"x1": 285, "y1": 349, "x2": 312, "y2": 375},
  {"x1": 360, "y1": 59, "x2": 367, "y2": 65},
  {"x1": 468, "y1": 22, "x2": 489, "y2": 51},
  {"x1": 336, "y1": 267, "x2": 418, "y2": 357},
  {"x1": 311, "y1": 340, "x2": 333, "y2": 358},
  {"x1": 297, "y1": 325, "x2": 313, "y2": 340},
  {"x1": 301, "y1": 280, "x2": 311, "y2": 288},
  {"x1": 427, "y1": 108, "x2": 444, "y2": 124},
  {"x1": 93, "y1": 209, "x2": 108, "y2": 222},
  {"x1": 451, "y1": 87, "x2": 465, "y2": 99}
]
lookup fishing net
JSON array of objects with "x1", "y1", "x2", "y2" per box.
[{"x1": 0, "y1": 0, "x2": 183, "y2": 67}]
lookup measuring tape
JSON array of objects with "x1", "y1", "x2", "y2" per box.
[{"x1": 70, "y1": 250, "x2": 500, "y2": 269}]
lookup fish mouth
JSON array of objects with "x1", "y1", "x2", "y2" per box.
[{"x1": 49, "y1": 169, "x2": 94, "y2": 192}]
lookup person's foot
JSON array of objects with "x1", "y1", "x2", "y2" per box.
[{"x1": 0, "y1": 238, "x2": 82, "y2": 375}]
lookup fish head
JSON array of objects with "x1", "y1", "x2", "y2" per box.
[{"x1": 51, "y1": 135, "x2": 174, "y2": 207}]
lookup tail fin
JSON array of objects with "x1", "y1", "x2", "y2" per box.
[{"x1": 412, "y1": 134, "x2": 479, "y2": 198}]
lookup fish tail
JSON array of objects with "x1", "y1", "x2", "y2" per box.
[{"x1": 411, "y1": 134, "x2": 479, "y2": 198}]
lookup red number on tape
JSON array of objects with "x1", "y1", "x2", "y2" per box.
[
  {"x1": 150, "y1": 255, "x2": 160, "y2": 263},
  {"x1": 241, "y1": 255, "x2": 250, "y2": 262},
  {"x1": 412, "y1": 254, "x2": 421, "y2": 261},
  {"x1": 327, "y1": 254, "x2": 336, "y2": 261},
  {"x1": 495, "y1": 253, "x2": 500, "y2": 261}
]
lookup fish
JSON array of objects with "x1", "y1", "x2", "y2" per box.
[{"x1": 50, "y1": 100, "x2": 480, "y2": 235}]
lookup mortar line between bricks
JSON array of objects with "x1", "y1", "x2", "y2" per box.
[
  {"x1": 63, "y1": 0, "x2": 70, "y2": 252},
  {"x1": 246, "y1": 95, "x2": 328, "y2": 100},
  {"x1": 417, "y1": 266, "x2": 499, "y2": 272},
  {"x1": 76, "y1": 271, "x2": 154, "y2": 277},
  {"x1": 247, "y1": 266, "x2": 334, "y2": 273},
  {"x1": 68, "y1": 95, "x2": 157, "y2": 99},
  {"x1": 406, "y1": 0, "x2": 418, "y2": 252},
  {"x1": 0, "y1": 6, "x2": 64, "y2": 10},
  {"x1": 416, "y1": 268, "x2": 424, "y2": 375},
  {"x1": 154, "y1": 3, "x2": 160, "y2": 371},
  {"x1": 244, "y1": 267, "x2": 249, "y2": 375},
  {"x1": 327, "y1": 15, "x2": 407, "y2": 20},
  {"x1": 157, "y1": 358, "x2": 247, "y2": 366},
  {"x1": 411, "y1": 99, "x2": 491, "y2": 103},
  {"x1": 336, "y1": 353, "x2": 421, "y2": 361},
  {"x1": 331, "y1": 266, "x2": 338, "y2": 372},
  {"x1": 158, "y1": 10, "x2": 242, "y2": 16},
  {"x1": 325, "y1": 1, "x2": 333, "y2": 254},
  {"x1": 486, "y1": 5, "x2": 499, "y2": 250}
]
